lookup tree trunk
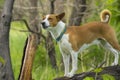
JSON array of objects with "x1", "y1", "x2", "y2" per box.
[
  {"x1": 19, "y1": 0, "x2": 40, "y2": 80},
  {"x1": 54, "y1": 65, "x2": 120, "y2": 80},
  {"x1": 69, "y1": 0, "x2": 86, "y2": 26},
  {"x1": 45, "y1": 0, "x2": 58, "y2": 69},
  {"x1": 19, "y1": 34, "x2": 38, "y2": 80},
  {"x1": 45, "y1": 33, "x2": 57, "y2": 69},
  {"x1": 54, "y1": 0, "x2": 65, "y2": 14},
  {"x1": 0, "y1": 0, "x2": 15, "y2": 80}
]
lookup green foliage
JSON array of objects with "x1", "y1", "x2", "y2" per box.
[
  {"x1": 10, "y1": 22, "x2": 28, "y2": 80},
  {"x1": 10, "y1": 21, "x2": 62, "y2": 80},
  {"x1": 86, "y1": 0, "x2": 120, "y2": 26},
  {"x1": 32, "y1": 64, "x2": 62, "y2": 80},
  {"x1": 102, "y1": 74, "x2": 115, "y2": 80},
  {"x1": 84, "y1": 77, "x2": 94, "y2": 80},
  {"x1": 10, "y1": 0, "x2": 120, "y2": 80},
  {"x1": 79, "y1": 45, "x2": 107, "y2": 71},
  {"x1": 94, "y1": 68, "x2": 103, "y2": 73},
  {"x1": 32, "y1": 40, "x2": 62, "y2": 80},
  {"x1": 0, "y1": 0, "x2": 4, "y2": 7}
]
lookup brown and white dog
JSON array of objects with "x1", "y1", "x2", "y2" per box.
[{"x1": 41, "y1": 10, "x2": 120, "y2": 77}]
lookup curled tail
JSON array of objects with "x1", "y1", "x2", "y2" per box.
[{"x1": 100, "y1": 9, "x2": 111, "y2": 23}]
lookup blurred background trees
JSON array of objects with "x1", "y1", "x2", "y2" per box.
[{"x1": 0, "y1": 0, "x2": 120, "y2": 80}]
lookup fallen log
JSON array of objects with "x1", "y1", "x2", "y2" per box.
[{"x1": 54, "y1": 65, "x2": 120, "y2": 80}]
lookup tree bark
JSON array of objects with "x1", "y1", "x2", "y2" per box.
[
  {"x1": 69, "y1": 0, "x2": 86, "y2": 26},
  {"x1": 54, "y1": 65, "x2": 120, "y2": 80},
  {"x1": 54, "y1": 0, "x2": 65, "y2": 14},
  {"x1": 19, "y1": 34, "x2": 38, "y2": 80},
  {"x1": 45, "y1": 0, "x2": 57, "y2": 69},
  {"x1": 45, "y1": 33, "x2": 58, "y2": 69},
  {"x1": 19, "y1": 0, "x2": 40, "y2": 80},
  {"x1": 0, "y1": 0, "x2": 15, "y2": 80}
]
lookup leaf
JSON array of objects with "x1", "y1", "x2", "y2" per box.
[
  {"x1": 94, "y1": 68, "x2": 103, "y2": 73},
  {"x1": 102, "y1": 74, "x2": 115, "y2": 80},
  {"x1": 84, "y1": 77, "x2": 94, "y2": 80}
]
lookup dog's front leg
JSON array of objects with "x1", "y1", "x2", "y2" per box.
[
  {"x1": 61, "y1": 53, "x2": 70, "y2": 76},
  {"x1": 67, "y1": 51, "x2": 78, "y2": 77}
]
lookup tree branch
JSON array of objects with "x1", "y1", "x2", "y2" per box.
[
  {"x1": 12, "y1": 19, "x2": 46, "y2": 43},
  {"x1": 54, "y1": 65, "x2": 120, "y2": 80},
  {"x1": 12, "y1": 19, "x2": 40, "y2": 35}
]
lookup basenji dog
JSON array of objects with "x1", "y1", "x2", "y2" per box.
[{"x1": 41, "y1": 9, "x2": 120, "y2": 77}]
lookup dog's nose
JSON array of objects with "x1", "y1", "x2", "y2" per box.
[
  {"x1": 41, "y1": 22, "x2": 48, "y2": 29},
  {"x1": 41, "y1": 22, "x2": 45, "y2": 26}
]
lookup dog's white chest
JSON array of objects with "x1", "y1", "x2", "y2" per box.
[{"x1": 59, "y1": 34, "x2": 73, "y2": 54}]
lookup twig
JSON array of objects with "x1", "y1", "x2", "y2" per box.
[
  {"x1": 12, "y1": 19, "x2": 40, "y2": 35},
  {"x1": 12, "y1": 18, "x2": 46, "y2": 42},
  {"x1": 11, "y1": 28, "x2": 29, "y2": 32},
  {"x1": 97, "y1": 61, "x2": 106, "y2": 68}
]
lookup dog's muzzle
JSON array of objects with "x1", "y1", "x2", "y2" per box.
[{"x1": 41, "y1": 22, "x2": 49, "y2": 29}]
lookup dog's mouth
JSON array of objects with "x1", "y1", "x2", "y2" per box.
[{"x1": 41, "y1": 22, "x2": 49, "y2": 29}]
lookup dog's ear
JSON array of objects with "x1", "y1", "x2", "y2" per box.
[{"x1": 56, "y1": 12, "x2": 65, "y2": 20}]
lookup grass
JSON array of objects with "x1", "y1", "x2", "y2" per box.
[
  {"x1": 10, "y1": 21, "x2": 28, "y2": 80},
  {"x1": 10, "y1": 22, "x2": 63, "y2": 80},
  {"x1": 32, "y1": 42, "x2": 63, "y2": 80}
]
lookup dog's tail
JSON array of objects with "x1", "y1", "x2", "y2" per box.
[{"x1": 100, "y1": 9, "x2": 111, "y2": 23}]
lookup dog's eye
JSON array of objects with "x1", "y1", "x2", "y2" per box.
[
  {"x1": 42, "y1": 17, "x2": 45, "y2": 20},
  {"x1": 48, "y1": 18, "x2": 52, "y2": 21}
]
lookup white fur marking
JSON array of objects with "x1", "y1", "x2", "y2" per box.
[
  {"x1": 103, "y1": 42, "x2": 119, "y2": 65},
  {"x1": 67, "y1": 51, "x2": 78, "y2": 77},
  {"x1": 47, "y1": 21, "x2": 65, "y2": 40},
  {"x1": 42, "y1": 15, "x2": 50, "y2": 27},
  {"x1": 59, "y1": 34, "x2": 71, "y2": 76},
  {"x1": 102, "y1": 15, "x2": 109, "y2": 23}
]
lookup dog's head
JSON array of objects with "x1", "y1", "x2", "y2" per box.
[{"x1": 41, "y1": 12, "x2": 65, "y2": 29}]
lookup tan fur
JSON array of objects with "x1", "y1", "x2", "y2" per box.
[
  {"x1": 65, "y1": 21, "x2": 120, "y2": 51},
  {"x1": 42, "y1": 10, "x2": 120, "y2": 77},
  {"x1": 45, "y1": 10, "x2": 120, "y2": 51},
  {"x1": 43, "y1": 14, "x2": 59, "y2": 27},
  {"x1": 43, "y1": 13, "x2": 65, "y2": 27}
]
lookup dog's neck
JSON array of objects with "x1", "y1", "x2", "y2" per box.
[{"x1": 47, "y1": 21, "x2": 66, "y2": 41}]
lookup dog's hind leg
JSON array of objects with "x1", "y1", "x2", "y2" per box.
[
  {"x1": 103, "y1": 30, "x2": 120, "y2": 51},
  {"x1": 100, "y1": 40, "x2": 119, "y2": 65},
  {"x1": 101, "y1": 31, "x2": 120, "y2": 65}
]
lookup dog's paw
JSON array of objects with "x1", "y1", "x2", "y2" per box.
[
  {"x1": 64, "y1": 73, "x2": 74, "y2": 78},
  {"x1": 111, "y1": 62, "x2": 118, "y2": 66}
]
